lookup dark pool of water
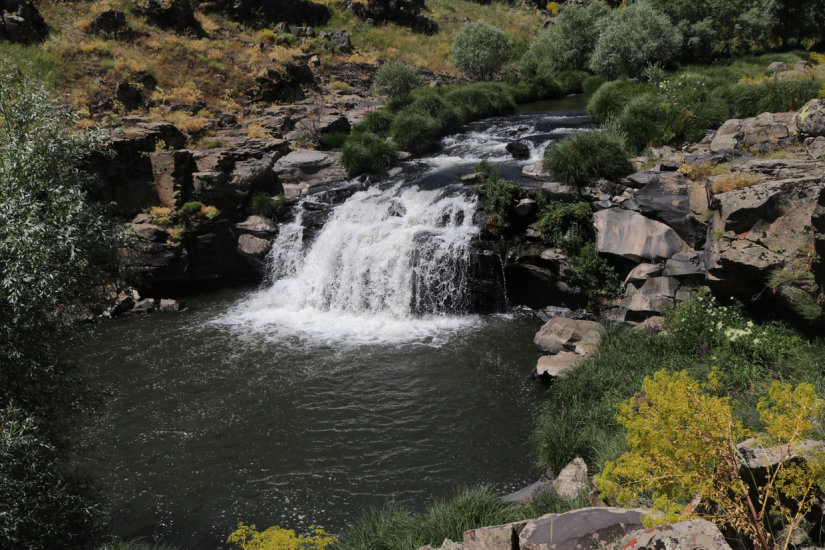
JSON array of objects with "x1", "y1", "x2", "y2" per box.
[{"x1": 74, "y1": 288, "x2": 546, "y2": 548}]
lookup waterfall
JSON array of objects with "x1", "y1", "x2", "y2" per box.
[{"x1": 223, "y1": 183, "x2": 482, "y2": 344}]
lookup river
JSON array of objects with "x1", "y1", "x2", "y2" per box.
[{"x1": 73, "y1": 95, "x2": 591, "y2": 548}]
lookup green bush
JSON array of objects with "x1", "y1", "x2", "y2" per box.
[
  {"x1": 178, "y1": 201, "x2": 203, "y2": 217},
  {"x1": 407, "y1": 93, "x2": 460, "y2": 133},
  {"x1": 478, "y1": 172, "x2": 519, "y2": 226},
  {"x1": 590, "y1": 1, "x2": 683, "y2": 79},
  {"x1": 582, "y1": 75, "x2": 604, "y2": 95},
  {"x1": 556, "y1": 70, "x2": 589, "y2": 95},
  {"x1": 0, "y1": 60, "x2": 123, "y2": 550},
  {"x1": 569, "y1": 244, "x2": 620, "y2": 297},
  {"x1": 370, "y1": 61, "x2": 425, "y2": 100},
  {"x1": 519, "y1": 2, "x2": 609, "y2": 77},
  {"x1": 352, "y1": 110, "x2": 395, "y2": 134},
  {"x1": 340, "y1": 133, "x2": 398, "y2": 176},
  {"x1": 615, "y1": 94, "x2": 665, "y2": 152},
  {"x1": 390, "y1": 111, "x2": 441, "y2": 154},
  {"x1": 536, "y1": 200, "x2": 594, "y2": 253},
  {"x1": 587, "y1": 79, "x2": 649, "y2": 123},
  {"x1": 444, "y1": 84, "x2": 516, "y2": 122},
  {"x1": 450, "y1": 20, "x2": 512, "y2": 81},
  {"x1": 249, "y1": 192, "x2": 285, "y2": 219},
  {"x1": 543, "y1": 130, "x2": 634, "y2": 188},
  {"x1": 320, "y1": 132, "x2": 349, "y2": 150}
]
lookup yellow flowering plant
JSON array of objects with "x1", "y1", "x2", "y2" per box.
[
  {"x1": 227, "y1": 523, "x2": 337, "y2": 550},
  {"x1": 596, "y1": 371, "x2": 825, "y2": 550}
]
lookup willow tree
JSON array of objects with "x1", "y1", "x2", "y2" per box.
[{"x1": 0, "y1": 61, "x2": 122, "y2": 549}]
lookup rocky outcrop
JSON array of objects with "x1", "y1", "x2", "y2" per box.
[
  {"x1": 274, "y1": 150, "x2": 348, "y2": 198},
  {"x1": 199, "y1": 0, "x2": 330, "y2": 26},
  {"x1": 519, "y1": 508, "x2": 645, "y2": 550},
  {"x1": 533, "y1": 317, "x2": 600, "y2": 354},
  {"x1": 710, "y1": 112, "x2": 798, "y2": 152},
  {"x1": 345, "y1": 0, "x2": 438, "y2": 34},
  {"x1": 92, "y1": 10, "x2": 127, "y2": 37},
  {"x1": 620, "y1": 519, "x2": 732, "y2": 550},
  {"x1": 594, "y1": 209, "x2": 686, "y2": 262},
  {"x1": 0, "y1": 0, "x2": 48, "y2": 43},
  {"x1": 131, "y1": 0, "x2": 199, "y2": 31},
  {"x1": 245, "y1": 64, "x2": 315, "y2": 104}
]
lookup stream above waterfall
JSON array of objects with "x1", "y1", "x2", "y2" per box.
[{"x1": 73, "y1": 96, "x2": 592, "y2": 549}]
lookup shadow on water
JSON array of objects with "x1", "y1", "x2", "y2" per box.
[{"x1": 73, "y1": 95, "x2": 592, "y2": 549}]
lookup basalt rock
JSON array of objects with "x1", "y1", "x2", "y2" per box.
[
  {"x1": 199, "y1": 0, "x2": 329, "y2": 26},
  {"x1": 91, "y1": 9, "x2": 127, "y2": 38},
  {"x1": 345, "y1": 0, "x2": 438, "y2": 34},
  {"x1": 620, "y1": 519, "x2": 732, "y2": 550},
  {"x1": 594, "y1": 209, "x2": 686, "y2": 262},
  {"x1": 519, "y1": 508, "x2": 645, "y2": 550},
  {"x1": 131, "y1": 0, "x2": 199, "y2": 31},
  {"x1": 0, "y1": 0, "x2": 48, "y2": 43},
  {"x1": 796, "y1": 99, "x2": 825, "y2": 137},
  {"x1": 245, "y1": 65, "x2": 314, "y2": 104}
]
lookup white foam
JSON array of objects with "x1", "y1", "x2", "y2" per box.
[{"x1": 215, "y1": 184, "x2": 481, "y2": 346}]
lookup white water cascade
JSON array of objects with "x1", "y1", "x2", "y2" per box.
[{"x1": 221, "y1": 183, "x2": 483, "y2": 345}]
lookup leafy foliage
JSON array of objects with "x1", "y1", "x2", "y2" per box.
[
  {"x1": 450, "y1": 21, "x2": 512, "y2": 81},
  {"x1": 250, "y1": 192, "x2": 286, "y2": 220},
  {"x1": 536, "y1": 200, "x2": 593, "y2": 252},
  {"x1": 370, "y1": 61, "x2": 425, "y2": 100},
  {"x1": 228, "y1": 523, "x2": 337, "y2": 550},
  {"x1": 0, "y1": 61, "x2": 123, "y2": 550},
  {"x1": 569, "y1": 245, "x2": 620, "y2": 298},
  {"x1": 340, "y1": 132, "x2": 398, "y2": 176},
  {"x1": 590, "y1": 1, "x2": 683, "y2": 79},
  {"x1": 520, "y1": 2, "x2": 609, "y2": 78},
  {"x1": 596, "y1": 371, "x2": 825, "y2": 550},
  {"x1": 478, "y1": 171, "x2": 519, "y2": 226},
  {"x1": 543, "y1": 130, "x2": 634, "y2": 188}
]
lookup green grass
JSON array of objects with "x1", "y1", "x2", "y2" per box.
[
  {"x1": 320, "y1": 132, "x2": 349, "y2": 150},
  {"x1": 543, "y1": 130, "x2": 634, "y2": 189},
  {"x1": 0, "y1": 43, "x2": 72, "y2": 88},
  {"x1": 249, "y1": 192, "x2": 286, "y2": 219},
  {"x1": 334, "y1": 485, "x2": 591, "y2": 550},
  {"x1": 99, "y1": 540, "x2": 178, "y2": 550},
  {"x1": 340, "y1": 132, "x2": 398, "y2": 174},
  {"x1": 533, "y1": 292, "x2": 824, "y2": 475}
]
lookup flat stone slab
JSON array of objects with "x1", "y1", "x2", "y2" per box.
[
  {"x1": 621, "y1": 519, "x2": 732, "y2": 550},
  {"x1": 520, "y1": 507, "x2": 645, "y2": 550}
]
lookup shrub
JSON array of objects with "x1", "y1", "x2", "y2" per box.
[
  {"x1": 250, "y1": 192, "x2": 285, "y2": 219},
  {"x1": 569, "y1": 245, "x2": 619, "y2": 297},
  {"x1": 587, "y1": 79, "x2": 648, "y2": 123},
  {"x1": 227, "y1": 523, "x2": 336, "y2": 550},
  {"x1": 390, "y1": 111, "x2": 441, "y2": 155},
  {"x1": 370, "y1": 61, "x2": 425, "y2": 100},
  {"x1": 519, "y1": 2, "x2": 609, "y2": 78},
  {"x1": 590, "y1": 1, "x2": 682, "y2": 79},
  {"x1": 408, "y1": 93, "x2": 460, "y2": 133},
  {"x1": 596, "y1": 371, "x2": 825, "y2": 550},
  {"x1": 480, "y1": 177, "x2": 518, "y2": 226},
  {"x1": 444, "y1": 84, "x2": 516, "y2": 122},
  {"x1": 0, "y1": 61, "x2": 124, "y2": 550},
  {"x1": 450, "y1": 21, "x2": 512, "y2": 81},
  {"x1": 178, "y1": 201, "x2": 204, "y2": 217},
  {"x1": 556, "y1": 70, "x2": 589, "y2": 94},
  {"x1": 200, "y1": 205, "x2": 220, "y2": 219},
  {"x1": 536, "y1": 200, "x2": 594, "y2": 253},
  {"x1": 543, "y1": 130, "x2": 634, "y2": 188},
  {"x1": 582, "y1": 75, "x2": 604, "y2": 95},
  {"x1": 340, "y1": 133, "x2": 397, "y2": 176},
  {"x1": 319, "y1": 132, "x2": 349, "y2": 150},
  {"x1": 352, "y1": 110, "x2": 394, "y2": 134}
]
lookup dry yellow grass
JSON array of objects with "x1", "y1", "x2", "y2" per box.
[
  {"x1": 247, "y1": 124, "x2": 273, "y2": 139},
  {"x1": 677, "y1": 162, "x2": 713, "y2": 181},
  {"x1": 712, "y1": 172, "x2": 762, "y2": 193}
]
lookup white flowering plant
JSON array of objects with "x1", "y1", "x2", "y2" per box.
[{"x1": 663, "y1": 291, "x2": 803, "y2": 374}]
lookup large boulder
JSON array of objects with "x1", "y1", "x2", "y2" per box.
[
  {"x1": 0, "y1": 0, "x2": 48, "y2": 43},
  {"x1": 523, "y1": 161, "x2": 551, "y2": 181},
  {"x1": 201, "y1": 0, "x2": 329, "y2": 26},
  {"x1": 594, "y1": 209, "x2": 686, "y2": 262},
  {"x1": 519, "y1": 508, "x2": 645, "y2": 550},
  {"x1": 346, "y1": 0, "x2": 438, "y2": 34},
  {"x1": 534, "y1": 352, "x2": 580, "y2": 379},
  {"x1": 632, "y1": 171, "x2": 703, "y2": 248},
  {"x1": 464, "y1": 522, "x2": 526, "y2": 550},
  {"x1": 710, "y1": 113, "x2": 797, "y2": 152},
  {"x1": 620, "y1": 276, "x2": 680, "y2": 314},
  {"x1": 273, "y1": 150, "x2": 348, "y2": 197},
  {"x1": 533, "y1": 317, "x2": 601, "y2": 354},
  {"x1": 620, "y1": 519, "x2": 732, "y2": 550},
  {"x1": 131, "y1": 0, "x2": 199, "y2": 31},
  {"x1": 91, "y1": 9, "x2": 127, "y2": 37},
  {"x1": 796, "y1": 99, "x2": 825, "y2": 137},
  {"x1": 150, "y1": 150, "x2": 196, "y2": 210}
]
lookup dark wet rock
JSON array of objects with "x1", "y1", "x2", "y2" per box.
[
  {"x1": 116, "y1": 82, "x2": 145, "y2": 110},
  {"x1": 92, "y1": 9, "x2": 127, "y2": 37},
  {"x1": 505, "y1": 264, "x2": 585, "y2": 310},
  {"x1": 506, "y1": 141, "x2": 530, "y2": 159},
  {"x1": 0, "y1": 0, "x2": 48, "y2": 43}
]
